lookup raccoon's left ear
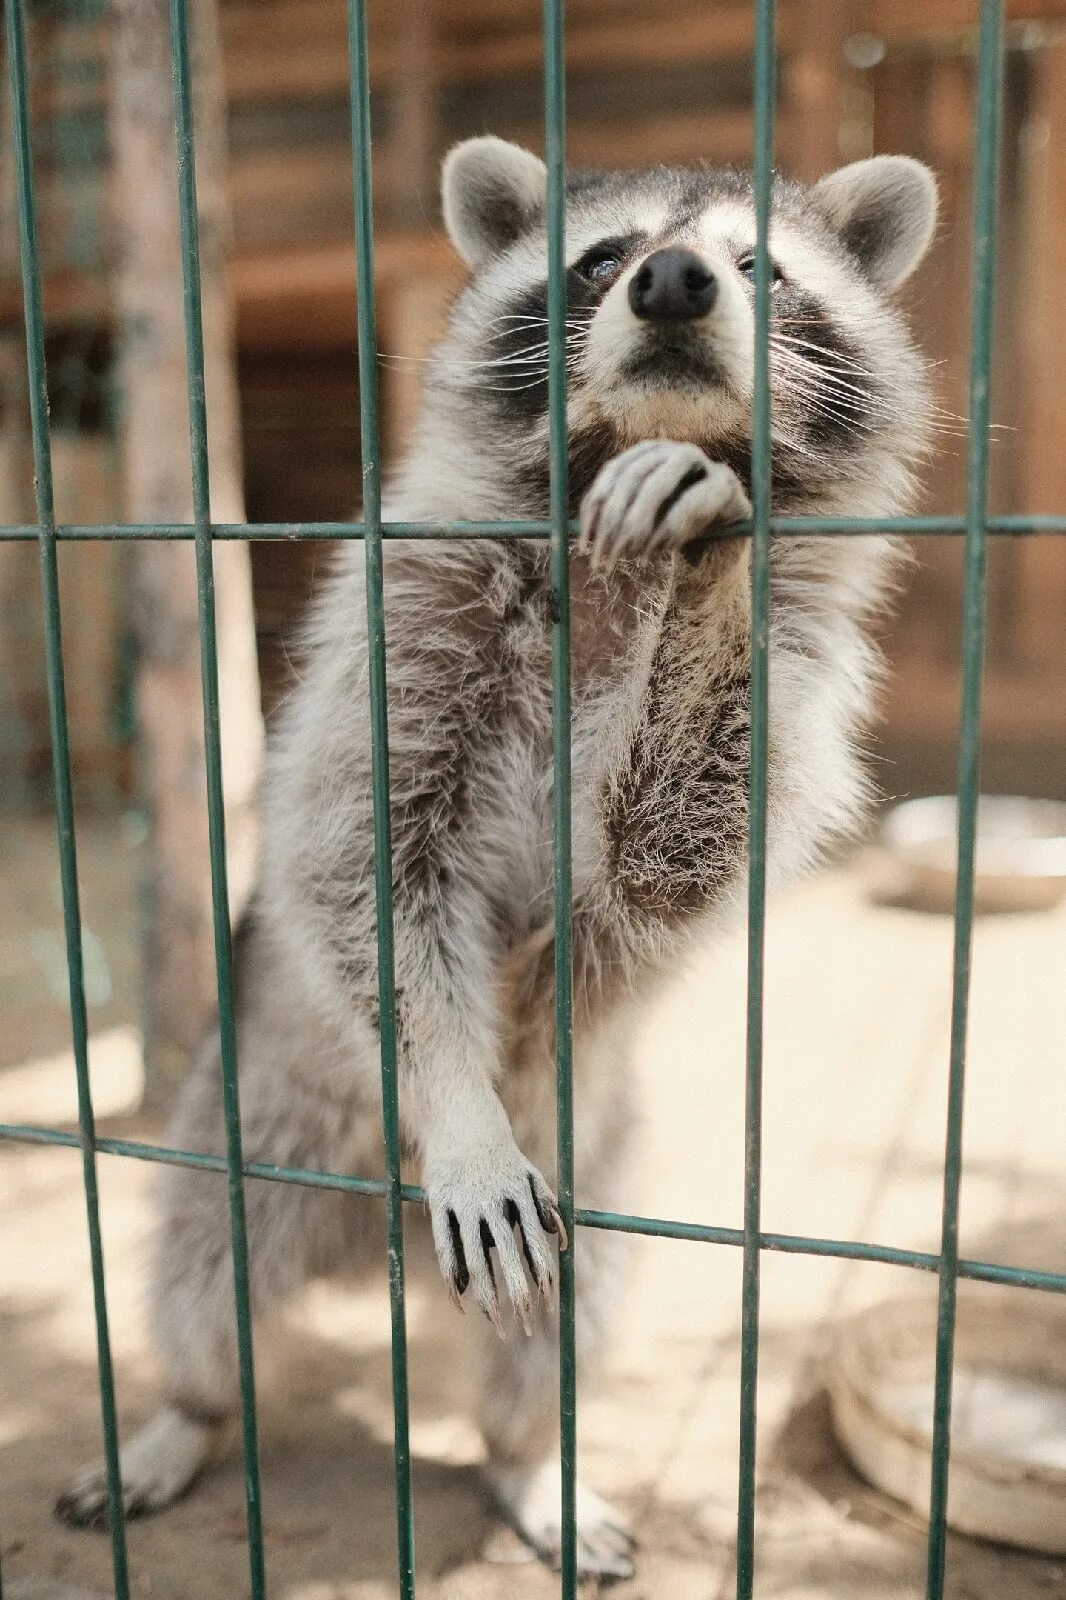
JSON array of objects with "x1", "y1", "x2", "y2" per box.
[
  {"x1": 442, "y1": 137, "x2": 547, "y2": 267},
  {"x1": 814, "y1": 156, "x2": 938, "y2": 289}
]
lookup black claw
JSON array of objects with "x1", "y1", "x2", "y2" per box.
[
  {"x1": 476, "y1": 1216, "x2": 499, "y2": 1305},
  {"x1": 584, "y1": 499, "x2": 603, "y2": 550},
  {"x1": 506, "y1": 1197, "x2": 539, "y2": 1280},
  {"x1": 478, "y1": 1218, "x2": 498, "y2": 1293},
  {"x1": 529, "y1": 1173, "x2": 560, "y2": 1235},
  {"x1": 652, "y1": 462, "x2": 706, "y2": 532},
  {"x1": 55, "y1": 1493, "x2": 110, "y2": 1532},
  {"x1": 447, "y1": 1210, "x2": 469, "y2": 1295}
]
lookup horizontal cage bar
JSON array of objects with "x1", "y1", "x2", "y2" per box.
[
  {"x1": 5, "y1": 1122, "x2": 1062, "y2": 1297},
  {"x1": 2, "y1": 515, "x2": 1066, "y2": 540}
]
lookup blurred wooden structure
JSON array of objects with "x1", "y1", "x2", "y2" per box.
[{"x1": 2, "y1": 0, "x2": 1066, "y2": 791}]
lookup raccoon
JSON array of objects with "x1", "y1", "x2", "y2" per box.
[{"x1": 57, "y1": 138, "x2": 938, "y2": 1577}]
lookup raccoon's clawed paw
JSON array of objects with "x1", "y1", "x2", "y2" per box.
[
  {"x1": 489, "y1": 1457, "x2": 636, "y2": 1580},
  {"x1": 579, "y1": 439, "x2": 750, "y2": 572},
  {"x1": 426, "y1": 1143, "x2": 564, "y2": 1335}
]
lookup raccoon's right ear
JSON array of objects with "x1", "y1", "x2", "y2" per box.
[{"x1": 442, "y1": 137, "x2": 547, "y2": 267}]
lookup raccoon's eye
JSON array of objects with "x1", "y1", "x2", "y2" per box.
[
  {"x1": 577, "y1": 248, "x2": 624, "y2": 285},
  {"x1": 736, "y1": 253, "x2": 784, "y2": 286}
]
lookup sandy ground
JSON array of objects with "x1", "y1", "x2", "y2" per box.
[{"x1": 3, "y1": 814, "x2": 1066, "y2": 1599}]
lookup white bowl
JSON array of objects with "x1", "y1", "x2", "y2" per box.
[
  {"x1": 828, "y1": 1291, "x2": 1066, "y2": 1554},
  {"x1": 870, "y1": 795, "x2": 1066, "y2": 913}
]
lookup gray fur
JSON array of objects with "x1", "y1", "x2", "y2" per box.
[
  {"x1": 442, "y1": 136, "x2": 548, "y2": 267},
  {"x1": 57, "y1": 140, "x2": 938, "y2": 1575}
]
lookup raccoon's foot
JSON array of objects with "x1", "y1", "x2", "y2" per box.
[
  {"x1": 489, "y1": 1457, "x2": 635, "y2": 1580},
  {"x1": 579, "y1": 439, "x2": 751, "y2": 572},
  {"x1": 425, "y1": 1128, "x2": 564, "y2": 1335},
  {"x1": 55, "y1": 1406, "x2": 225, "y2": 1529}
]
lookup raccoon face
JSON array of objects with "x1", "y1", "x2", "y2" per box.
[{"x1": 436, "y1": 137, "x2": 938, "y2": 510}]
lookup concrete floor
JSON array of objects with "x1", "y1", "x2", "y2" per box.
[{"x1": 2, "y1": 814, "x2": 1066, "y2": 1599}]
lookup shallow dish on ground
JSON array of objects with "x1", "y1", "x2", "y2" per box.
[
  {"x1": 868, "y1": 795, "x2": 1066, "y2": 913},
  {"x1": 828, "y1": 1290, "x2": 1066, "y2": 1554}
]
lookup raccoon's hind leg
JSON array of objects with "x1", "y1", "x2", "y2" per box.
[
  {"x1": 55, "y1": 1031, "x2": 377, "y2": 1529},
  {"x1": 477, "y1": 1025, "x2": 638, "y2": 1578},
  {"x1": 478, "y1": 1220, "x2": 636, "y2": 1578},
  {"x1": 54, "y1": 1142, "x2": 253, "y2": 1533}
]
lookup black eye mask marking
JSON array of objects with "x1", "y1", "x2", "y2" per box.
[
  {"x1": 770, "y1": 283, "x2": 877, "y2": 450},
  {"x1": 468, "y1": 234, "x2": 649, "y2": 424},
  {"x1": 476, "y1": 281, "x2": 555, "y2": 423},
  {"x1": 573, "y1": 232, "x2": 648, "y2": 287},
  {"x1": 736, "y1": 252, "x2": 785, "y2": 285}
]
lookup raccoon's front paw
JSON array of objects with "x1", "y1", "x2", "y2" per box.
[
  {"x1": 579, "y1": 440, "x2": 751, "y2": 572},
  {"x1": 425, "y1": 1138, "x2": 565, "y2": 1336}
]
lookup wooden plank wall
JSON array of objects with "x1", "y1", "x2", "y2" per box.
[{"x1": 871, "y1": 31, "x2": 1066, "y2": 793}]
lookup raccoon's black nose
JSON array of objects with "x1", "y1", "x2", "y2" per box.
[{"x1": 628, "y1": 248, "x2": 718, "y2": 322}]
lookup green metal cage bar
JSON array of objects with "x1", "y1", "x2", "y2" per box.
[
  {"x1": 0, "y1": 0, "x2": 1055, "y2": 1597},
  {"x1": 8, "y1": 1118, "x2": 1066, "y2": 1298},
  {"x1": 542, "y1": 0, "x2": 580, "y2": 1593},
  {"x1": 736, "y1": 0, "x2": 776, "y2": 1593},
  {"x1": 925, "y1": 4, "x2": 1004, "y2": 1597},
  {"x1": 168, "y1": 0, "x2": 267, "y2": 1591},
  {"x1": 4, "y1": 1, "x2": 131, "y2": 1594},
  {"x1": 4, "y1": 514, "x2": 1066, "y2": 541},
  {"x1": 345, "y1": 0, "x2": 417, "y2": 1591}
]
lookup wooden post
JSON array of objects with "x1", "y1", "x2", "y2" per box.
[{"x1": 108, "y1": 0, "x2": 262, "y2": 1102}]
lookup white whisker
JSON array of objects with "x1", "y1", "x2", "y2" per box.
[{"x1": 772, "y1": 337, "x2": 875, "y2": 374}]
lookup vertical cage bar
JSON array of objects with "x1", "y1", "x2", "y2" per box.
[
  {"x1": 345, "y1": 2, "x2": 416, "y2": 1593},
  {"x1": 5, "y1": 3, "x2": 131, "y2": 1594},
  {"x1": 167, "y1": 3, "x2": 267, "y2": 1593},
  {"x1": 735, "y1": 1, "x2": 776, "y2": 1595},
  {"x1": 542, "y1": 0, "x2": 576, "y2": 1595},
  {"x1": 924, "y1": 4, "x2": 1003, "y2": 1596}
]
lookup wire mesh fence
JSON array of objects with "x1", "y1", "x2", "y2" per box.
[{"x1": 2, "y1": 0, "x2": 1066, "y2": 1598}]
